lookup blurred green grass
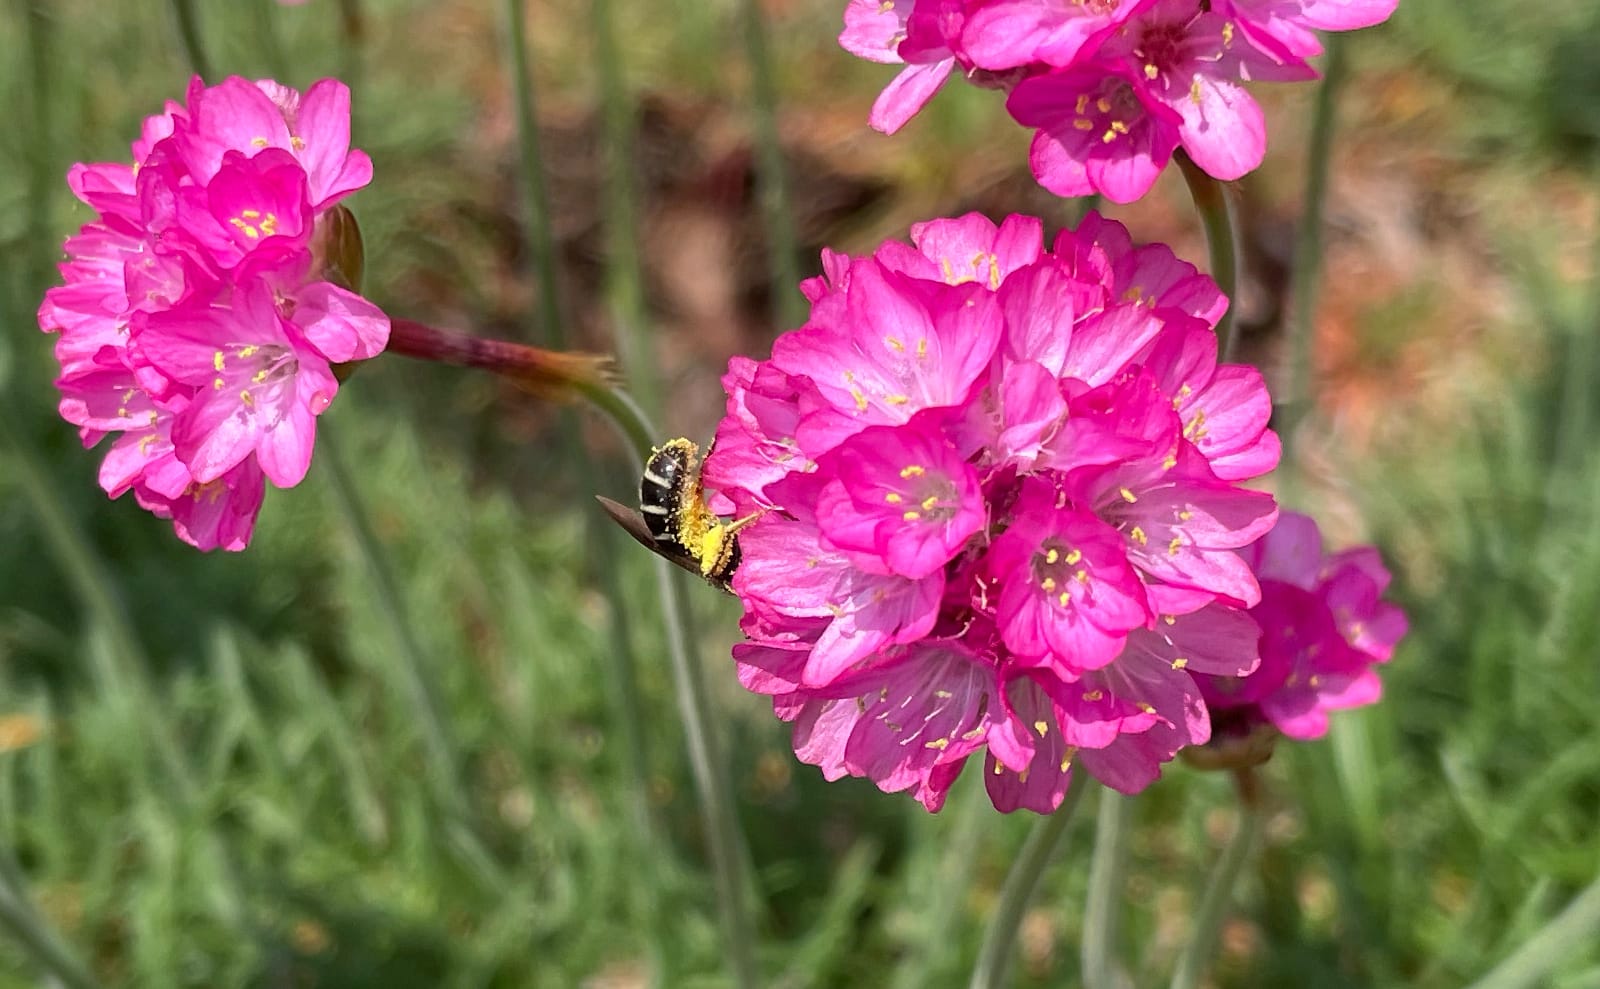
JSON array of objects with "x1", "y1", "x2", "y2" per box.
[{"x1": 0, "y1": 0, "x2": 1598, "y2": 986}]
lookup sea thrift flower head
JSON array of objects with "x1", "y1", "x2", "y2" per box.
[
  {"x1": 704, "y1": 212, "x2": 1280, "y2": 812},
  {"x1": 840, "y1": 0, "x2": 1397, "y2": 201},
  {"x1": 37, "y1": 76, "x2": 387, "y2": 551},
  {"x1": 1194, "y1": 511, "x2": 1407, "y2": 754}
]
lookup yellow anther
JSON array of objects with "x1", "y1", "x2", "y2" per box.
[
  {"x1": 1033, "y1": 720, "x2": 1049, "y2": 737},
  {"x1": 213, "y1": 377, "x2": 225, "y2": 390},
  {"x1": 916, "y1": 338, "x2": 928, "y2": 359},
  {"x1": 1046, "y1": 548, "x2": 1060, "y2": 564},
  {"x1": 240, "y1": 389, "x2": 253, "y2": 407},
  {"x1": 902, "y1": 511, "x2": 922, "y2": 521},
  {"x1": 886, "y1": 394, "x2": 910, "y2": 405},
  {"x1": 924, "y1": 737, "x2": 950, "y2": 751},
  {"x1": 291, "y1": 135, "x2": 307, "y2": 151},
  {"x1": 1076, "y1": 94, "x2": 1091, "y2": 114},
  {"x1": 1130, "y1": 525, "x2": 1148, "y2": 545},
  {"x1": 1058, "y1": 591, "x2": 1071, "y2": 607},
  {"x1": 1221, "y1": 21, "x2": 1235, "y2": 44},
  {"x1": 920, "y1": 495, "x2": 939, "y2": 511},
  {"x1": 1082, "y1": 690, "x2": 1104, "y2": 702},
  {"x1": 1120, "y1": 487, "x2": 1138, "y2": 503},
  {"x1": 1096, "y1": 97, "x2": 1112, "y2": 113},
  {"x1": 1163, "y1": 615, "x2": 1177, "y2": 626},
  {"x1": 1144, "y1": 63, "x2": 1159, "y2": 79},
  {"x1": 900, "y1": 465, "x2": 926, "y2": 478},
  {"x1": 934, "y1": 689, "x2": 953, "y2": 699},
  {"x1": 886, "y1": 493, "x2": 903, "y2": 504},
  {"x1": 1064, "y1": 548, "x2": 1082, "y2": 565},
  {"x1": 1137, "y1": 702, "x2": 1156, "y2": 714},
  {"x1": 213, "y1": 351, "x2": 226, "y2": 372},
  {"x1": 1041, "y1": 577, "x2": 1057, "y2": 592},
  {"x1": 851, "y1": 388, "x2": 869, "y2": 411},
  {"x1": 1171, "y1": 657, "x2": 1189, "y2": 670},
  {"x1": 251, "y1": 137, "x2": 269, "y2": 148},
  {"x1": 1190, "y1": 79, "x2": 1204, "y2": 104},
  {"x1": 1168, "y1": 536, "x2": 1183, "y2": 557},
  {"x1": 238, "y1": 345, "x2": 260, "y2": 358},
  {"x1": 885, "y1": 335, "x2": 905, "y2": 352}
]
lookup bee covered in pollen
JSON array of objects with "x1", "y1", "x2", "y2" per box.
[{"x1": 597, "y1": 438, "x2": 760, "y2": 592}]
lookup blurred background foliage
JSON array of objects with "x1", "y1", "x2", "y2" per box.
[{"x1": 1, "y1": 0, "x2": 1598, "y2": 986}]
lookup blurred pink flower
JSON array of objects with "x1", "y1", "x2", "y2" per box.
[
  {"x1": 37, "y1": 76, "x2": 387, "y2": 551},
  {"x1": 839, "y1": 0, "x2": 1396, "y2": 200},
  {"x1": 704, "y1": 213, "x2": 1280, "y2": 812},
  {"x1": 1196, "y1": 511, "x2": 1407, "y2": 742}
]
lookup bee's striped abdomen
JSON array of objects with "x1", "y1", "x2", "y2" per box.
[{"x1": 640, "y1": 439, "x2": 697, "y2": 541}]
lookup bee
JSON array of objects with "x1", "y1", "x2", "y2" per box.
[{"x1": 596, "y1": 438, "x2": 759, "y2": 593}]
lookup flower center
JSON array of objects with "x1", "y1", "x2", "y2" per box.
[{"x1": 1033, "y1": 541, "x2": 1088, "y2": 608}]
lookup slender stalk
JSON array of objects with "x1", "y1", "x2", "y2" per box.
[
  {"x1": 335, "y1": 0, "x2": 366, "y2": 86},
  {"x1": 1081, "y1": 788, "x2": 1134, "y2": 989},
  {"x1": 1463, "y1": 870, "x2": 1600, "y2": 989},
  {"x1": 0, "y1": 848, "x2": 100, "y2": 989},
  {"x1": 1553, "y1": 153, "x2": 1600, "y2": 477},
  {"x1": 590, "y1": 0, "x2": 660, "y2": 417},
  {"x1": 501, "y1": 0, "x2": 566, "y2": 348},
  {"x1": 1168, "y1": 772, "x2": 1266, "y2": 989},
  {"x1": 1280, "y1": 33, "x2": 1349, "y2": 483},
  {"x1": 22, "y1": 0, "x2": 55, "y2": 298},
  {"x1": 890, "y1": 782, "x2": 992, "y2": 989},
  {"x1": 248, "y1": 0, "x2": 289, "y2": 81},
  {"x1": 317, "y1": 424, "x2": 475, "y2": 824},
  {"x1": 737, "y1": 0, "x2": 805, "y2": 329},
  {"x1": 587, "y1": 388, "x2": 760, "y2": 989},
  {"x1": 167, "y1": 0, "x2": 212, "y2": 80},
  {"x1": 1175, "y1": 151, "x2": 1242, "y2": 363},
  {"x1": 968, "y1": 783, "x2": 1090, "y2": 989}
]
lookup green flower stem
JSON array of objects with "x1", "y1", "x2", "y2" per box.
[
  {"x1": 1176, "y1": 151, "x2": 1242, "y2": 364},
  {"x1": 586, "y1": 386, "x2": 760, "y2": 989},
  {"x1": 1462, "y1": 870, "x2": 1600, "y2": 989},
  {"x1": 336, "y1": 0, "x2": 366, "y2": 85},
  {"x1": 501, "y1": 0, "x2": 566, "y2": 349},
  {"x1": 1280, "y1": 32, "x2": 1349, "y2": 487},
  {"x1": 737, "y1": 0, "x2": 805, "y2": 329},
  {"x1": 248, "y1": 0, "x2": 288, "y2": 82},
  {"x1": 318, "y1": 425, "x2": 476, "y2": 827},
  {"x1": 167, "y1": 0, "x2": 212, "y2": 79},
  {"x1": 1081, "y1": 788, "x2": 1134, "y2": 988},
  {"x1": 590, "y1": 0, "x2": 660, "y2": 417},
  {"x1": 1168, "y1": 771, "x2": 1266, "y2": 989},
  {"x1": 968, "y1": 783, "x2": 1089, "y2": 989},
  {"x1": 0, "y1": 847, "x2": 100, "y2": 989}
]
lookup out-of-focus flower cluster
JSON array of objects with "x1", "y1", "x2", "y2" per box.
[
  {"x1": 703, "y1": 212, "x2": 1282, "y2": 812},
  {"x1": 841, "y1": 0, "x2": 1397, "y2": 202},
  {"x1": 1196, "y1": 511, "x2": 1406, "y2": 745},
  {"x1": 37, "y1": 77, "x2": 388, "y2": 551}
]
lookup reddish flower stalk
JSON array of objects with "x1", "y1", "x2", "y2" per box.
[{"x1": 386, "y1": 318, "x2": 617, "y2": 401}]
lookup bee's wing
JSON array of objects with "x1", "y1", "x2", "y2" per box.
[{"x1": 595, "y1": 495, "x2": 708, "y2": 580}]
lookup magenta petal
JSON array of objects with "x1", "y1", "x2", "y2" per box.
[
  {"x1": 870, "y1": 60, "x2": 955, "y2": 135},
  {"x1": 294, "y1": 281, "x2": 391, "y2": 363}
]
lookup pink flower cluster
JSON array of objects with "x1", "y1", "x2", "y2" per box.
[
  {"x1": 37, "y1": 77, "x2": 389, "y2": 551},
  {"x1": 703, "y1": 212, "x2": 1281, "y2": 812},
  {"x1": 841, "y1": 0, "x2": 1397, "y2": 202},
  {"x1": 1196, "y1": 511, "x2": 1406, "y2": 742}
]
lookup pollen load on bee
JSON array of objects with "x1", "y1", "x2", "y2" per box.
[{"x1": 638, "y1": 438, "x2": 749, "y2": 591}]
